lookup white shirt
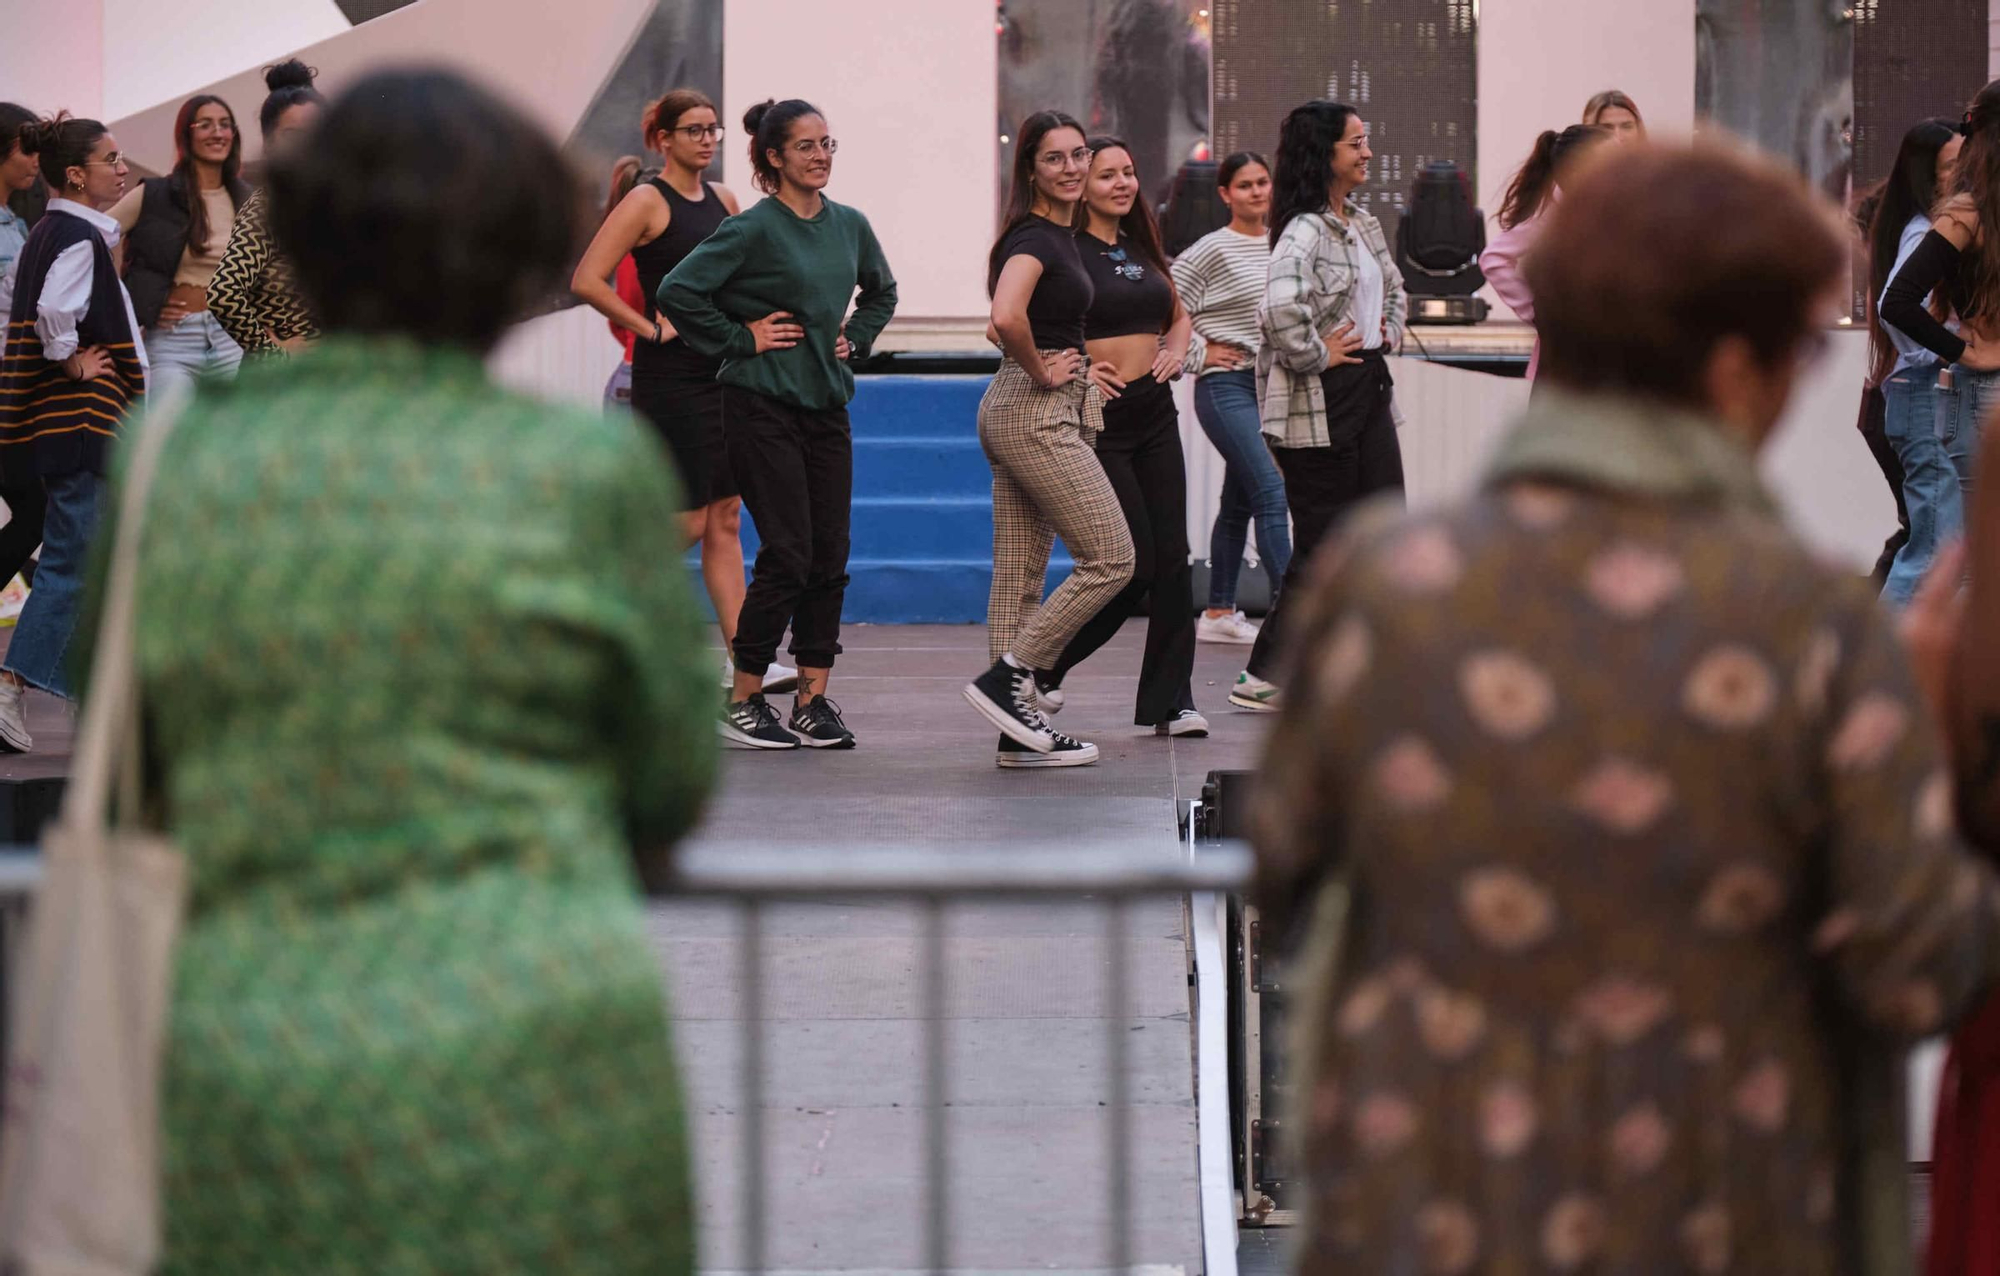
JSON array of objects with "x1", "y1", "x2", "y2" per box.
[
  {"x1": 1880, "y1": 213, "x2": 1955, "y2": 379},
  {"x1": 1350, "y1": 218, "x2": 1386, "y2": 351},
  {"x1": 30, "y1": 198, "x2": 148, "y2": 372}
]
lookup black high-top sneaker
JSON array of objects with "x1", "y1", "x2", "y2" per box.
[
  {"x1": 995, "y1": 730, "x2": 1099, "y2": 769},
  {"x1": 963, "y1": 659, "x2": 1055, "y2": 752},
  {"x1": 789, "y1": 696, "x2": 857, "y2": 749},
  {"x1": 718, "y1": 693, "x2": 801, "y2": 749}
]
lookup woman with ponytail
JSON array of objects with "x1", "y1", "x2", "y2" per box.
[
  {"x1": 659, "y1": 98, "x2": 897, "y2": 750},
  {"x1": 210, "y1": 60, "x2": 323, "y2": 359},
  {"x1": 109, "y1": 92, "x2": 248, "y2": 391},
  {"x1": 1478, "y1": 124, "x2": 1609, "y2": 380},
  {"x1": 596, "y1": 154, "x2": 647, "y2": 411},
  {"x1": 571, "y1": 91, "x2": 800, "y2": 700},
  {"x1": 0, "y1": 113, "x2": 145, "y2": 749}
]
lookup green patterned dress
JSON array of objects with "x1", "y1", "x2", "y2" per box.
[{"x1": 91, "y1": 338, "x2": 715, "y2": 1273}]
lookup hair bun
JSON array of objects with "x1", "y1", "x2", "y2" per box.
[
  {"x1": 742, "y1": 98, "x2": 776, "y2": 133},
  {"x1": 265, "y1": 59, "x2": 318, "y2": 92}
]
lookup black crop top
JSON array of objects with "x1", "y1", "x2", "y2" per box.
[
  {"x1": 994, "y1": 215, "x2": 1091, "y2": 350},
  {"x1": 1077, "y1": 231, "x2": 1174, "y2": 339}
]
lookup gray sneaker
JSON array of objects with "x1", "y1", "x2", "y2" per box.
[{"x1": 0, "y1": 678, "x2": 31, "y2": 753}]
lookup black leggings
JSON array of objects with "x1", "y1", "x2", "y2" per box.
[
  {"x1": 1246, "y1": 353, "x2": 1405, "y2": 682},
  {"x1": 1048, "y1": 375, "x2": 1197, "y2": 725},
  {"x1": 0, "y1": 481, "x2": 44, "y2": 589}
]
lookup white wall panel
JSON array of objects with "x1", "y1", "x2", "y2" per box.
[{"x1": 101, "y1": 0, "x2": 349, "y2": 122}]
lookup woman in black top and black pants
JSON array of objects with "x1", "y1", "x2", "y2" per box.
[{"x1": 1038, "y1": 136, "x2": 1204, "y2": 736}]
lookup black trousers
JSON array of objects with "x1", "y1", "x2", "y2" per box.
[
  {"x1": 1857, "y1": 384, "x2": 1909, "y2": 589},
  {"x1": 0, "y1": 481, "x2": 43, "y2": 588},
  {"x1": 1049, "y1": 375, "x2": 1197, "y2": 725},
  {"x1": 1246, "y1": 353, "x2": 1404, "y2": 682},
  {"x1": 724, "y1": 386, "x2": 852, "y2": 676}
]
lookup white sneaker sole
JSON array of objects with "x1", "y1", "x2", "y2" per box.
[
  {"x1": 792, "y1": 728, "x2": 856, "y2": 750},
  {"x1": 0, "y1": 719, "x2": 30, "y2": 753},
  {"x1": 1157, "y1": 717, "x2": 1210, "y2": 737},
  {"x1": 1197, "y1": 625, "x2": 1258, "y2": 645},
  {"x1": 963, "y1": 684, "x2": 1054, "y2": 753},
  {"x1": 716, "y1": 718, "x2": 800, "y2": 750},
  {"x1": 1227, "y1": 690, "x2": 1280, "y2": 713},
  {"x1": 997, "y1": 743, "x2": 1099, "y2": 768}
]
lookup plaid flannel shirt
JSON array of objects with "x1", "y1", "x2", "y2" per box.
[{"x1": 1255, "y1": 201, "x2": 1406, "y2": 447}]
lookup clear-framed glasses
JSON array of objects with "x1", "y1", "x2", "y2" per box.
[
  {"x1": 81, "y1": 153, "x2": 125, "y2": 167},
  {"x1": 190, "y1": 118, "x2": 235, "y2": 135},
  {"x1": 1337, "y1": 133, "x2": 1371, "y2": 151},
  {"x1": 676, "y1": 123, "x2": 724, "y2": 142},
  {"x1": 1038, "y1": 145, "x2": 1092, "y2": 170},
  {"x1": 790, "y1": 137, "x2": 838, "y2": 156}
]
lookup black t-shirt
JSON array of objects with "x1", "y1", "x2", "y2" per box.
[
  {"x1": 994, "y1": 215, "x2": 1092, "y2": 350},
  {"x1": 1077, "y1": 231, "x2": 1174, "y2": 339}
]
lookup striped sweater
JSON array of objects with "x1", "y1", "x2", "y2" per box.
[
  {"x1": 1170, "y1": 225, "x2": 1270, "y2": 377},
  {"x1": 1, "y1": 209, "x2": 146, "y2": 477}
]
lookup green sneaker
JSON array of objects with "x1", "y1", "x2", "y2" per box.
[{"x1": 1228, "y1": 672, "x2": 1282, "y2": 712}]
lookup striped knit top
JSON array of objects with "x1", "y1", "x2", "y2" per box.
[
  {"x1": 1171, "y1": 225, "x2": 1270, "y2": 377},
  {"x1": 1, "y1": 206, "x2": 146, "y2": 477}
]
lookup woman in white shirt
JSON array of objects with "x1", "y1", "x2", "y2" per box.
[{"x1": 1172, "y1": 152, "x2": 1288, "y2": 645}]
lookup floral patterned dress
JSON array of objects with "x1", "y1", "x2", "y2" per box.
[
  {"x1": 1254, "y1": 389, "x2": 2000, "y2": 1275},
  {"x1": 91, "y1": 338, "x2": 715, "y2": 1274}
]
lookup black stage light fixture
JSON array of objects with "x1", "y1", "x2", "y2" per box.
[{"x1": 1397, "y1": 161, "x2": 1490, "y2": 325}]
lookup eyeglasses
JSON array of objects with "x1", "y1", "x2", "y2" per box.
[
  {"x1": 80, "y1": 153, "x2": 126, "y2": 167},
  {"x1": 1038, "y1": 146, "x2": 1092, "y2": 169},
  {"x1": 1337, "y1": 134, "x2": 1372, "y2": 151},
  {"x1": 190, "y1": 119, "x2": 235, "y2": 134},
  {"x1": 789, "y1": 137, "x2": 838, "y2": 156},
  {"x1": 675, "y1": 124, "x2": 724, "y2": 141}
]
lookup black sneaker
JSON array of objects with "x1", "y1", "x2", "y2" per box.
[
  {"x1": 718, "y1": 694, "x2": 800, "y2": 750},
  {"x1": 963, "y1": 659, "x2": 1054, "y2": 752},
  {"x1": 995, "y1": 730, "x2": 1099, "y2": 769},
  {"x1": 789, "y1": 696, "x2": 856, "y2": 749}
]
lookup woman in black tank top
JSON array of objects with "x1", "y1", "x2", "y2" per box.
[{"x1": 572, "y1": 88, "x2": 797, "y2": 695}]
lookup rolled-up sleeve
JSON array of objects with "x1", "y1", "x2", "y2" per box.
[
  {"x1": 33, "y1": 242, "x2": 94, "y2": 363},
  {"x1": 1263, "y1": 225, "x2": 1338, "y2": 375}
]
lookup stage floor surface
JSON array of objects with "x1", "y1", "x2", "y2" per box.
[{"x1": 656, "y1": 621, "x2": 1270, "y2": 1272}]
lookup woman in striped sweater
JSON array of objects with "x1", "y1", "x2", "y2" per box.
[{"x1": 1171, "y1": 152, "x2": 1288, "y2": 645}]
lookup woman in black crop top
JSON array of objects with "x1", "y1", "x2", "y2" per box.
[
  {"x1": 1035, "y1": 136, "x2": 1205, "y2": 737},
  {"x1": 572, "y1": 88, "x2": 797, "y2": 696},
  {"x1": 963, "y1": 111, "x2": 1137, "y2": 767}
]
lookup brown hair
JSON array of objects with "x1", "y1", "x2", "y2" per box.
[
  {"x1": 1528, "y1": 144, "x2": 1844, "y2": 405},
  {"x1": 642, "y1": 88, "x2": 715, "y2": 150},
  {"x1": 1943, "y1": 79, "x2": 2000, "y2": 329},
  {"x1": 1582, "y1": 89, "x2": 1645, "y2": 135},
  {"x1": 1497, "y1": 125, "x2": 1608, "y2": 230},
  {"x1": 603, "y1": 155, "x2": 644, "y2": 221},
  {"x1": 170, "y1": 94, "x2": 247, "y2": 257}
]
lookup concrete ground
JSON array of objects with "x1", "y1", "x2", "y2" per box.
[{"x1": 654, "y1": 622, "x2": 1270, "y2": 1272}]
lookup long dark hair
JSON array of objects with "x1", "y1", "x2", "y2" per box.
[
  {"x1": 988, "y1": 110, "x2": 1085, "y2": 294},
  {"x1": 1867, "y1": 118, "x2": 1958, "y2": 382},
  {"x1": 1078, "y1": 135, "x2": 1173, "y2": 286},
  {"x1": 0, "y1": 103, "x2": 42, "y2": 225},
  {"x1": 257, "y1": 60, "x2": 322, "y2": 139},
  {"x1": 604, "y1": 155, "x2": 644, "y2": 221},
  {"x1": 169, "y1": 94, "x2": 247, "y2": 258},
  {"x1": 742, "y1": 97, "x2": 820, "y2": 196},
  {"x1": 1217, "y1": 150, "x2": 1268, "y2": 190},
  {"x1": 1269, "y1": 100, "x2": 1357, "y2": 247},
  {"x1": 1945, "y1": 80, "x2": 2000, "y2": 330},
  {"x1": 1497, "y1": 125, "x2": 1608, "y2": 230}
]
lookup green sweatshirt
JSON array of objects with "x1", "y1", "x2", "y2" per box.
[{"x1": 656, "y1": 194, "x2": 898, "y2": 411}]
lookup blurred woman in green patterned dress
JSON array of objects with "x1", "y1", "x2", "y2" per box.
[{"x1": 91, "y1": 68, "x2": 714, "y2": 1274}]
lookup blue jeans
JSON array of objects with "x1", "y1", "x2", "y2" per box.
[
  {"x1": 145, "y1": 312, "x2": 243, "y2": 397},
  {"x1": 1936, "y1": 364, "x2": 2000, "y2": 509},
  {"x1": 1881, "y1": 369, "x2": 1964, "y2": 605},
  {"x1": 2, "y1": 471, "x2": 103, "y2": 698},
  {"x1": 603, "y1": 359, "x2": 632, "y2": 411},
  {"x1": 1193, "y1": 370, "x2": 1290, "y2": 609}
]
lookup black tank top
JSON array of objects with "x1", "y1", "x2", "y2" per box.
[{"x1": 631, "y1": 177, "x2": 729, "y2": 376}]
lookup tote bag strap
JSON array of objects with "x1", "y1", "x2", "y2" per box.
[{"x1": 60, "y1": 382, "x2": 194, "y2": 838}]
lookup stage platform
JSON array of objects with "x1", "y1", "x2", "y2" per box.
[{"x1": 654, "y1": 621, "x2": 1270, "y2": 1271}]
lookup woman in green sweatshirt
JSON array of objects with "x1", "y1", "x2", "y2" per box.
[{"x1": 658, "y1": 96, "x2": 897, "y2": 751}]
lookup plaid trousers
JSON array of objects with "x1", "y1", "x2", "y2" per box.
[{"x1": 978, "y1": 356, "x2": 1135, "y2": 669}]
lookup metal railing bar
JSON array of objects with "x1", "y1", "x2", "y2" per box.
[
  {"x1": 1106, "y1": 894, "x2": 1133, "y2": 1274},
  {"x1": 740, "y1": 900, "x2": 767, "y2": 1274},
  {"x1": 669, "y1": 845, "x2": 1251, "y2": 899},
  {"x1": 923, "y1": 896, "x2": 949, "y2": 1275}
]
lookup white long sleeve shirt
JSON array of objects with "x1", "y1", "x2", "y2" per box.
[{"x1": 27, "y1": 199, "x2": 147, "y2": 372}]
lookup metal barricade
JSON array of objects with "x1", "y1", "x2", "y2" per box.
[{"x1": 668, "y1": 844, "x2": 1250, "y2": 1273}]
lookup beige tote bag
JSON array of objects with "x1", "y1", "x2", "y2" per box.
[{"x1": 0, "y1": 383, "x2": 193, "y2": 1276}]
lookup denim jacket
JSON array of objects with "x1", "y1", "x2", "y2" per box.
[{"x1": 1255, "y1": 201, "x2": 1406, "y2": 447}]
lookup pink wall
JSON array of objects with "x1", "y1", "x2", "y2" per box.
[{"x1": 0, "y1": 3, "x2": 105, "y2": 120}]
